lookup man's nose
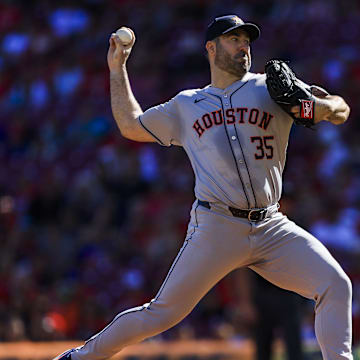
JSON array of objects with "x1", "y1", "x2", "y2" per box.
[{"x1": 238, "y1": 42, "x2": 249, "y2": 52}]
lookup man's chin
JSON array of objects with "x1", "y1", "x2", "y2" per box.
[
  {"x1": 228, "y1": 65, "x2": 249, "y2": 77},
  {"x1": 215, "y1": 57, "x2": 250, "y2": 77},
  {"x1": 235, "y1": 57, "x2": 249, "y2": 66}
]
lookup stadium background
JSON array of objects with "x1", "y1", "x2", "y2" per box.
[{"x1": 0, "y1": 0, "x2": 359, "y2": 358}]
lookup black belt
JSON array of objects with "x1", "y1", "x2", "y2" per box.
[{"x1": 198, "y1": 200, "x2": 268, "y2": 222}]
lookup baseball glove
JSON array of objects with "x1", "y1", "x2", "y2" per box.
[{"x1": 265, "y1": 59, "x2": 315, "y2": 128}]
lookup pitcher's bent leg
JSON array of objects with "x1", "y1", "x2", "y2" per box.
[
  {"x1": 250, "y1": 214, "x2": 353, "y2": 360},
  {"x1": 72, "y1": 206, "x2": 253, "y2": 360},
  {"x1": 72, "y1": 240, "x2": 213, "y2": 360}
]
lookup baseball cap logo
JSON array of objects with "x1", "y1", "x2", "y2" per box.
[{"x1": 231, "y1": 16, "x2": 242, "y2": 24}]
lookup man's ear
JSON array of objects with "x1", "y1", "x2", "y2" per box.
[{"x1": 206, "y1": 40, "x2": 216, "y2": 56}]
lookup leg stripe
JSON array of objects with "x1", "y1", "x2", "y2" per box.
[
  {"x1": 84, "y1": 304, "x2": 148, "y2": 345},
  {"x1": 153, "y1": 239, "x2": 190, "y2": 301},
  {"x1": 154, "y1": 204, "x2": 199, "y2": 301}
]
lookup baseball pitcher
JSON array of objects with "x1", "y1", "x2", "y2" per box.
[{"x1": 54, "y1": 15, "x2": 352, "y2": 360}]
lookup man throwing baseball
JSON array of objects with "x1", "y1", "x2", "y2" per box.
[{"x1": 54, "y1": 15, "x2": 352, "y2": 360}]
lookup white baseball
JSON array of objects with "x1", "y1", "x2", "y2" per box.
[{"x1": 115, "y1": 28, "x2": 133, "y2": 45}]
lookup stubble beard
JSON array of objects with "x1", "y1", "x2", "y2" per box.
[{"x1": 214, "y1": 42, "x2": 251, "y2": 78}]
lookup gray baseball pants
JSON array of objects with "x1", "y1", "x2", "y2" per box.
[{"x1": 72, "y1": 201, "x2": 353, "y2": 360}]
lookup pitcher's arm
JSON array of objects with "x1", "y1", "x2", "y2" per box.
[{"x1": 108, "y1": 30, "x2": 155, "y2": 142}]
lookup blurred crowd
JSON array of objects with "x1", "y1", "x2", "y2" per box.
[{"x1": 0, "y1": 0, "x2": 360, "y2": 349}]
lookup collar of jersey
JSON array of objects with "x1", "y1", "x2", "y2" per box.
[{"x1": 204, "y1": 72, "x2": 254, "y2": 95}]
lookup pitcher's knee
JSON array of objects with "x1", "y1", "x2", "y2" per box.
[
  {"x1": 335, "y1": 272, "x2": 352, "y2": 301},
  {"x1": 323, "y1": 268, "x2": 352, "y2": 303},
  {"x1": 146, "y1": 301, "x2": 190, "y2": 333}
]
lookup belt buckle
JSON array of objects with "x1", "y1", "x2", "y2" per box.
[{"x1": 248, "y1": 208, "x2": 267, "y2": 222}]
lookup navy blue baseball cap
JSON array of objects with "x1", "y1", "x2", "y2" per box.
[{"x1": 205, "y1": 15, "x2": 260, "y2": 43}]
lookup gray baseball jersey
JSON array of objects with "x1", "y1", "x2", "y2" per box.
[
  {"x1": 68, "y1": 72, "x2": 353, "y2": 360},
  {"x1": 139, "y1": 72, "x2": 291, "y2": 209}
]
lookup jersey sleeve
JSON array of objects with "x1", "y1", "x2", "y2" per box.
[{"x1": 138, "y1": 96, "x2": 182, "y2": 147}]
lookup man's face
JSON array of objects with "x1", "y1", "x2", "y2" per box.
[{"x1": 214, "y1": 29, "x2": 251, "y2": 77}]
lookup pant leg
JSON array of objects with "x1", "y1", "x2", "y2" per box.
[
  {"x1": 249, "y1": 213, "x2": 353, "y2": 360},
  {"x1": 73, "y1": 204, "x2": 253, "y2": 360}
]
